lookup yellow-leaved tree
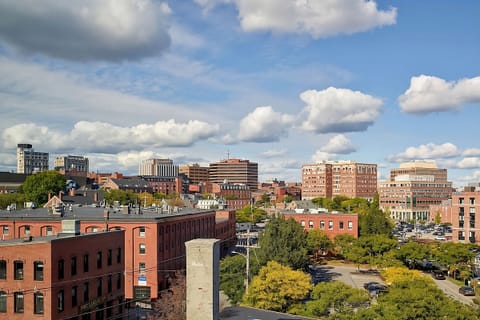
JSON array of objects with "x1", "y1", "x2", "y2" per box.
[
  {"x1": 243, "y1": 261, "x2": 312, "y2": 312},
  {"x1": 382, "y1": 266, "x2": 429, "y2": 285}
]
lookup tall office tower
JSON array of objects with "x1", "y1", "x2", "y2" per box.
[
  {"x1": 54, "y1": 155, "x2": 89, "y2": 173},
  {"x1": 179, "y1": 163, "x2": 209, "y2": 184},
  {"x1": 209, "y1": 158, "x2": 258, "y2": 191},
  {"x1": 378, "y1": 161, "x2": 453, "y2": 221},
  {"x1": 16, "y1": 144, "x2": 49, "y2": 174},
  {"x1": 139, "y1": 158, "x2": 179, "y2": 177},
  {"x1": 302, "y1": 160, "x2": 377, "y2": 201}
]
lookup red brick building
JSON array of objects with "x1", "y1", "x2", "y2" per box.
[
  {"x1": 0, "y1": 224, "x2": 125, "y2": 320},
  {"x1": 0, "y1": 206, "x2": 235, "y2": 304},
  {"x1": 282, "y1": 209, "x2": 359, "y2": 239},
  {"x1": 211, "y1": 183, "x2": 251, "y2": 210}
]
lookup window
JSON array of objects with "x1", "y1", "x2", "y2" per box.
[
  {"x1": 459, "y1": 197, "x2": 464, "y2": 204},
  {"x1": 97, "y1": 277, "x2": 103, "y2": 297},
  {"x1": 117, "y1": 273, "x2": 122, "y2": 289},
  {"x1": 470, "y1": 198, "x2": 475, "y2": 205},
  {"x1": 46, "y1": 226, "x2": 53, "y2": 236},
  {"x1": 107, "y1": 275, "x2": 112, "y2": 293},
  {"x1": 24, "y1": 225, "x2": 31, "y2": 235},
  {"x1": 328, "y1": 221, "x2": 333, "y2": 230},
  {"x1": 107, "y1": 249, "x2": 112, "y2": 266},
  {"x1": 57, "y1": 290, "x2": 64, "y2": 312},
  {"x1": 83, "y1": 254, "x2": 89, "y2": 272},
  {"x1": 97, "y1": 251, "x2": 102, "y2": 269},
  {"x1": 139, "y1": 226, "x2": 146, "y2": 237},
  {"x1": 14, "y1": 292, "x2": 24, "y2": 313},
  {"x1": 34, "y1": 261, "x2": 44, "y2": 281},
  {"x1": 308, "y1": 221, "x2": 314, "y2": 229},
  {"x1": 34, "y1": 292, "x2": 44, "y2": 314},
  {"x1": 348, "y1": 221, "x2": 353, "y2": 230},
  {"x1": 72, "y1": 286, "x2": 78, "y2": 307},
  {"x1": 2, "y1": 226, "x2": 9, "y2": 235},
  {"x1": 139, "y1": 243, "x2": 146, "y2": 255},
  {"x1": 0, "y1": 291, "x2": 6, "y2": 313},
  {"x1": 14, "y1": 260, "x2": 24, "y2": 280},
  {"x1": 117, "y1": 248, "x2": 122, "y2": 264},
  {"x1": 83, "y1": 282, "x2": 89, "y2": 303},
  {"x1": 139, "y1": 262, "x2": 146, "y2": 274},
  {"x1": 0, "y1": 260, "x2": 6, "y2": 279},
  {"x1": 58, "y1": 259, "x2": 65, "y2": 279},
  {"x1": 300, "y1": 220, "x2": 305, "y2": 227},
  {"x1": 339, "y1": 221, "x2": 344, "y2": 230},
  {"x1": 320, "y1": 221, "x2": 325, "y2": 230},
  {"x1": 71, "y1": 256, "x2": 77, "y2": 276}
]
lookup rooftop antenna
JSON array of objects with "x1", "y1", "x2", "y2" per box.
[{"x1": 226, "y1": 149, "x2": 230, "y2": 160}]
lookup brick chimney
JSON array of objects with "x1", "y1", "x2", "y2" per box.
[
  {"x1": 48, "y1": 193, "x2": 51, "y2": 201},
  {"x1": 58, "y1": 191, "x2": 63, "y2": 201},
  {"x1": 69, "y1": 188, "x2": 75, "y2": 196},
  {"x1": 94, "y1": 192, "x2": 98, "y2": 202}
]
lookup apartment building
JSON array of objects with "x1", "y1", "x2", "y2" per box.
[
  {"x1": 54, "y1": 155, "x2": 89, "y2": 174},
  {"x1": 16, "y1": 144, "x2": 49, "y2": 174},
  {"x1": 378, "y1": 161, "x2": 453, "y2": 221},
  {"x1": 211, "y1": 182, "x2": 251, "y2": 210},
  {"x1": 0, "y1": 206, "x2": 235, "y2": 305},
  {"x1": 0, "y1": 223, "x2": 125, "y2": 320},
  {"x1": 139, "y1": 159, "x2": 178, "y2": 177},
  {"x1": 302, "y1": 161, "x2": 377, "y2": 201},
  {"x1": 282, "y1": 209, "x2": 358, "y2": 239},
  {"x1": 179, "y1": 163, "x2": 209, "y2": 184},
  {"x1": 209, "y1": 158, "x2": 258, "y2": 191}
]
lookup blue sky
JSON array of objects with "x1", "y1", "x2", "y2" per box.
[{"x1": 0, "y1": 0, "x2": 479, "y2": 187}]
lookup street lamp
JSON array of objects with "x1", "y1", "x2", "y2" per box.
[{"x1": 232, "y1": 250, "x2": 250, "y2": 293}]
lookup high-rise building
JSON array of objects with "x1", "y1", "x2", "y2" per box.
[
  {"x1": 16, "y1": 144, "x2": 49, "y2": 174},
  {"x1": 54, "y1": 155, "x2": 89, "y2": 173},
  {"x1": 209, "y1": 158, "x2": 258, "y2": 191},
  {"x1": 179, "y1": 163, "x2": 209, "y2": 184},
  {"x1": 139, "y1": 159, "x2": 178, "y2": 177},
  {"x1": 302, "y1": 161, "x2": 377, "y2": 200},
  {"x1": 378, "y1": 161, "x2": 453, "y2": 221}
]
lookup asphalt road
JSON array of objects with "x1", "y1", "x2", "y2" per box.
[{"x1": 219, "y1": 306, "x2": 311, "y2": 320}]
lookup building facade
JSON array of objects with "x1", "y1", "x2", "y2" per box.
[
  {"x1": 211, "y1": 183, "x2": 251, "y2": 210},
  {"x1": 54, "y1": 155, "x2": 89, "y2": 174},
  {"x1": 209, "y1": 158, "x2": 258, "y2": 191},
  {"x1": 378, "y1": 161, "x2": 453, "y2": 221},
  {"x1": 16, "y1": 144, "x2": 49, "y2": 174},
  {"x1": 139, "y1": 159, "x2": 178, "y2": 177},
  {"x1": 282, "y1": 209, "x2": 359, "y2": 239},
  {"x1": 302, "y1": 161, "x2": 377, "y2": 201},
  {"x1": 0, "y1": 224, "x2": 125, "y2": 320},
  {"x1": 179, "y1": 164, "x2": 209, "y2": 184}
]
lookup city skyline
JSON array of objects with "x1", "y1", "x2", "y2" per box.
[{"x1": 0, "y1": 1, "x2": 479, "y2": 187}]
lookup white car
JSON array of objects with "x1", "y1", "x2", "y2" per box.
[{"x1": 435, "y1": 235, "x2": 446, "y2": 241}]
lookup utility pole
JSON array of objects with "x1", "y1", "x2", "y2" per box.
[{"x1": 235, "y1": 230, "x2": 259, "y2": 293}]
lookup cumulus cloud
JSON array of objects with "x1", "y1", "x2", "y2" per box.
[
  {"x1": 388, "y1": 142, "x2": 459, "y2": 162},
  {"x1": 320, "y1": 134, "x2": 356, "y2": 154},
  {"x1": 456, "y1": 157, "x2": 480, "y2": 169},
  {"x1": 2, "y1": 120, "x2": 220, "y2": 153},
  {"x1": 462, "y1": 148, "x2": 480, "y2": 157},
  {"x1": 300, "y1": 87, "x2": 383, "y2": 133},
  {"x1": 238, "y1": 106, "x2": 294, "y2": 142},
  {"x1": 311, "y1": 151, "x2": 336, "y2": 163},
  {"x1": 195, "y1": 0, "x2": 396, "y2": 38},
  {"x1": 260, "y1": 149, "x2": 288, "y2": 158},
  {"x1": 398, "y1": 75, "x2": 480, "y2": 114},
  {"x1": 0, "y1": 0, "x2": 171, "y2": 61}
]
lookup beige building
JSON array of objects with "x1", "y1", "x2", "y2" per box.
[
  {"x1": 16, "y1": 144, "x2": 49, "y2": 174},
  {"x1": 139, "y1": 158, "x2": 178, "y2": 177},
  {"x1": 54, "y1": 155, "x2": 89, "y2": 173},
  {"x1": 179, "y1": 163, "x2": 209, "y2": 184},
  {"x1": 379, "y1": 161, "x2": 453, "y2": 221},
  {"x1": 209, "y1": 158, "x2": 258, "y2": 191},
  {"x1": 301, "y1": 161, "x2": 377, "y2": 201}
]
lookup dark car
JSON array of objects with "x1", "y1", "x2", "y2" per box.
[
  {"x1": 459, "y1": 286, "x2": 475, "y2": 296},
  {"x1": 363, "y1": 281, "x2": 380, "y2": 289},
  {"x1": 432, "y1": 271, "x2": 446, "y2": 280}
]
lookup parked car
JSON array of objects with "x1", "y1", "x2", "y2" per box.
[
  {"x1": 363, "y1": 281, "x2": 380, "y2": 289},
  {"x1": 459, "y1": 286, "x2": 475, "y2": 296},
  {"x1": 432, "y1": 271, "x2": 446, "y2": 280},
  {"x1": 435, "y1": 235, "x2": 446, "y2": 241}
]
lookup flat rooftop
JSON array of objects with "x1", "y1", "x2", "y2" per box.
[{"x1": 0, "y1": 230, "x2": 123, "y2": 247}]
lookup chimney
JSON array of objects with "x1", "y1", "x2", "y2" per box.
[
  {"x1": 48, "y1": 193, "x2": 51, "y2": 201},
  {"x1": 94, "y1": 192, "x2": 98, "y2": 202},
  {"x1": 69, "y1": 188, "x2": 75, "y2": 196},
  {"x1": 59, "y1": 191, "x2": 63, "y2": 201}
]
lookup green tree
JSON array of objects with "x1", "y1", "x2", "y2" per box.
[
  {"x1": 256, "y1": 217, "x2": 309, "y2": 270},
  {"x1": 243, "y1": 261, "x2": 312, "y2": 312},
  {"x1": 0, "y1": 193, "x2": 26, "y2": 209},
  {"x1": 354, "y1": 235, "x2": 397, "y2": 268},
  {"x1": 20, "y1": 170, "x2": 66, "y2": 205},
  {"x1": 306, "y1": 229, "x2": 334, "y2": 260},
  {"x1": 235, "y1": 205, "x2": 267, "y2": 223},
  {"x1": 396, "y1": 241, "x2": 431, "y2": 266},
  {"x1": 333, "y1": 234, "x2": 356, "y2": 260},
  {"x1": 219, "y1": 255, "x2": 247, "y2": 305},
  {"x1": 282, "y1": 195, "x2": 293, "y2": 203},
  {"x1": 104, "y1": 189, "x2": 138, "y2": 205},
  {"x1": 358, "y1": 205, "x2": 394, "y2": 236}
]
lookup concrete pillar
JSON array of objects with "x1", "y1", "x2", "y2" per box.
[{"x1": 185, "y1": 239, "x2": 220, "y2": 320}]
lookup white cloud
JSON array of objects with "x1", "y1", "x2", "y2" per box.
[
  {"x1": 260, "y1": 149, "x2": 288, "y2": 158},
  {"x1": 169, "y1": 23, "x2": 206, "y2": 50},
  {"x1": 388, "y1": 142, "x2": 459, "y2": 162},
  {"x1": 2, "y1": 120, "x2": 220, "y2": 154},
  {"x1": 320, "y1": 134, "x2": 356, "y2": 154},
  {"x1": 238, "y1": 106, "x2": 294, "y2": 142},
  {"x1": 456, "y1": 157, "x2": 480, "y2": 169},
  {"x1": 311, "y1": 151, "x2": 336, "y2": 163},
  {"x1": 195, "y1": 0, "x2": 396, "y2": 38},
  {"x1": 0, "y1": 0, "x2": 171, "y2": 61},
  {"x1": 398, "y1": 75, "x2": 480, "y2": 114},
  {"x1": 300, "y1": 87, "x2": 383, "y2": 133},
  {"x1": 462, "y1": 148, "x2": 480, "y2": 157}
]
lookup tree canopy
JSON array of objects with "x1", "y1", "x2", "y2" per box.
[
  {"x1": 20, "y1": 170, "x2": 66, "y2": 204},
  {"x1": 235, "y1": 205, "x2": 267, "y2": 223}
]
